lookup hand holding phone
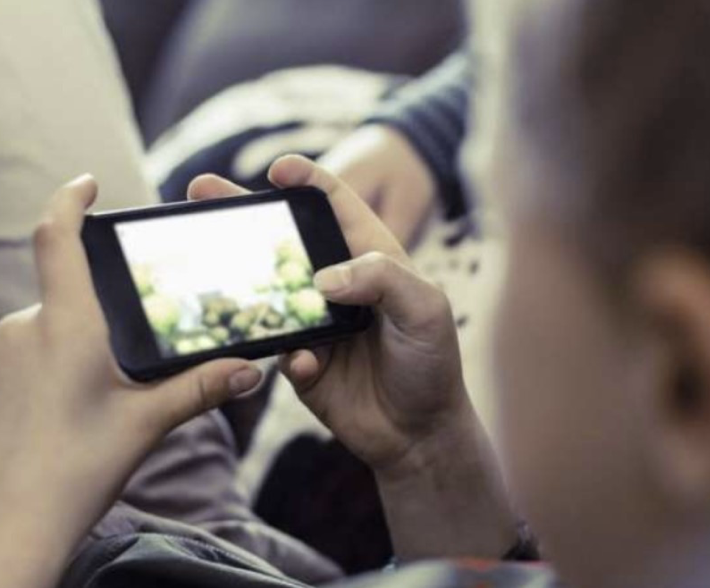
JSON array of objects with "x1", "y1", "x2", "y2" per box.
[
  {"x1": 191, "y1": 158, "x2": 475, "y2": 477},
  {"x1": 247, "y1": 157, "x2": 514, "y2": 562},
  {"x1": 0, "y1": 177, "x2": 263, "y2": 587},
  {"x1": 83, "y1": 184, "x2": 371, "y2": 381}
]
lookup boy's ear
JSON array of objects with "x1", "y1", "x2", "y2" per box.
[{"x1": 632, "y1": 250, "x2": 710, "y2": 510}]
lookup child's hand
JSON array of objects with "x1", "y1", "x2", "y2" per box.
[
  {"x1": 268, "y1": 156, "x2": 469, "y2": 476},
  {"x1": 189, "y1": 158, "x2": 470, "y2": 479},
  {"x1": 188, "y1": 159, "x2": 515, "y2": 560},
  {"x1": 0, "y1": 176, "x2": 261, "y2": 586},
  {"x1": 319, "y1": 125, "x2": 436, "y2": 248}
]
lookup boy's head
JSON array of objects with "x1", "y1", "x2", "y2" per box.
[{"x1": 470, "y1": 0, "x2": 710, "y2": 586}]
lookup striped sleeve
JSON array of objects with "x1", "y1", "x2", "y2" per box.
[{"x1": 365, "y1": 50, "x2": 473, "y2": 219}]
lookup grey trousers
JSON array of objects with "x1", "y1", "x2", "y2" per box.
[{"x1": 84, "y1": 410, "x2": 342, "y2": 585}]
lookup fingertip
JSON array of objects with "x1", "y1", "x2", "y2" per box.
[
  {"x1": 187, "y1": 174, "x2": 250, "y2": 201},
  {"x1": 186, "y1": 359, "x2": 262, "y2": 406},
  {"x1": 277, "y1": 350, "x2": 298, "y2": 379},
  {"x1": 279, "y1": 349, "x2": 319, "y2": 384},
  {"x1": 42, "y1": 173, "x2": 98, "y2": 234},
  {"x1": 61, "y1": 173, "x2": 98, "y2": 209},
  {"x1": 268, "y1": 154, "x2": 315, "y2": 188},
  {"x1": 187, "y1": 174, "x2": 217, "y2": 200},
  {"x1": 66, "y1": 173, "x2": 96, "y2": 188},
  {"x1": 293, "y1": 349, "x2": 320, "y2": 380},
  {"x1": 228, "y1": 365, "x2": 263, "y2": 397},
  {"x1": 314, "y1": 264, "x2": 353, "y2": 298}
]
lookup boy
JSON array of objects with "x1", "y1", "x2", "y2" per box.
[{"x1": 4, "y1": 0, "x2": 710, "y2": 587}]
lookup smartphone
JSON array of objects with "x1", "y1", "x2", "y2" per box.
[{"x1": 82, "y1": 187, "x2": 372, "y2": 382}]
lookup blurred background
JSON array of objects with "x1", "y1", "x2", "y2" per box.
[{"x1": 100, "y1": 0, "x2": 465, "y2": 144}]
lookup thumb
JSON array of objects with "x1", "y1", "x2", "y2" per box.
[
  {"x1": 314, "y1": 252, "x2": 453, "y2": 337},
  {"x1": 149, "y1": 359, "x2": 262, "y2": 429}
]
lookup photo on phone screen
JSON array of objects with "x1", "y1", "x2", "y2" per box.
[{"x1": 114, "y1": 201, "x2": 332, "y2": 359}]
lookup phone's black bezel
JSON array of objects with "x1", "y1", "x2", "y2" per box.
[{"x1": 82, "y1": 187, "x2": 372, "y2": 382}]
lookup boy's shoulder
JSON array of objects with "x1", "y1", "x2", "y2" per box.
[
  {"x1": 334, "y1": 560, "x2": 562, "y2": 588},
  {"x1": 61, "y1": 532, "x2": 562, "y2": 588}
]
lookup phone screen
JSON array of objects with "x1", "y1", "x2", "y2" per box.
[{"x1": 114, "y1": 201, "x2": 332, "y2": 359}]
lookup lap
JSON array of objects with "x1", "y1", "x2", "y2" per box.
[{"x1": 90, "y1": 410, "x2": 342, "y2": 584}]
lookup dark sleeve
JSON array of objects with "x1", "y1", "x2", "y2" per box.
[{"x1": 365, "y1": 50, "x2": 473, "y2": 220}]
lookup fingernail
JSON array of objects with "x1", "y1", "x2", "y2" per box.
[
  {"x1": 68, "y1": 173, "x2": 94, "y2": 187},
  {"x1": 314, "y1": 265, "x2": 352, "y2": 294},
  {"x1": 229, "y1": 368, "x2": 261, "y2": 395}
]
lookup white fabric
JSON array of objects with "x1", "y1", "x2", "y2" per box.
[
  {"x1": 147, "y1": 66, "x2": 393, "y2": 186},
  {"x1": 0, "y1": 0, "x2": 157, "y2": 315}
]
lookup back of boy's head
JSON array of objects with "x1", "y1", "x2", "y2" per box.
[
  {"x1": 469, "y1": 3, "x2": 710, "y2": 586},
  {"x1": 508, "y1": 0, "x2": 710, "y2": 276}
]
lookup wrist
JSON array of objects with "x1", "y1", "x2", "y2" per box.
[
  {"x1": 0, "y1": 502, "x2": 79, "y2": 588},
  {"x1": 373, "y1": 399, "x2": 481, "y2": 484},
  {"x1": 0, "y1": 462, "x2": 108, "y2": 585},
  {"x1": 373, "y1": 400, "x2": 519, "y2": 561}
]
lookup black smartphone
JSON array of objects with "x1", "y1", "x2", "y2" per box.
[{"x1": 82, "y1": 187, "x2": 372, "y2": 382}]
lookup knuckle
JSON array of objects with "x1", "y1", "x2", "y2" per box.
[
  {"x1": 33, "y1": 218, "x2": 61, "y2": 252},
  {"x1": 43, "y1": 297, "x2": 107, "y2": 337},
  {"x1": 361, "y1": 252, "x2": 395, "y2": 286},
  {"x1": 414, "y1": 283, "x2": 454, "y2": 331},
  {"x1": 365, "y1": 252, "x2": 418, "y2": 288},
  {"x1": 429, "y1": 286, "x2": 453, "y2": 319},
  {"x1": 362, "y1": 251, "x2": 391, "y2": 272},
  {"x1": 193, "y1": 370, "x2": 216, "y2": 414},
  {"x1": 311, "y1": 164, "x2": 341, "y2": 195}
]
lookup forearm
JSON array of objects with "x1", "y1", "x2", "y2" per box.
[
  {"x1": 0, "y1": 481, "x2": 90, "y2": 588},
  {"x1": 0, "y1": 514, "x2": 74, "y2": 588},
  {"x1": 374, "y1": 402, "x2": 517, "y2": 562},
  {"x1": 365, "y1": 50, "x2": 473, "y2": 219}
]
